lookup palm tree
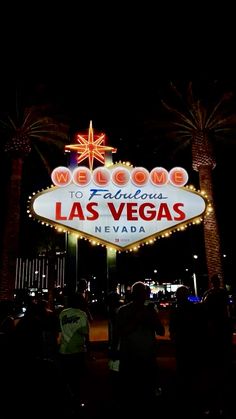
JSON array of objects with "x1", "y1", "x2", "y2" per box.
[
  {"x1": 161, "y1": 81, "x2": 236, "y2": 286},
  {"x1": 0, "y1": 106, "x2": 68, "y2": 300}
]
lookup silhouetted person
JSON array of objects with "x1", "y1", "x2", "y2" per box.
[
  {"x1": 0, "y1": 300, "x2": 15, "y2": 355},
  {"x1": 107, "y1": 280, "x2": 122, "y2": 349},
  {"x1": 36, "y1": 299, "x2": 60, "y2": 359},
  {"x1": 202, "y1": 274, "x2": 233, "y2": 415},
  {"x1": 202, "y1": 274, "x2": 230, "y2": 324},
  {"x1": 112, "y1": 281, "x2": 164, "y2": 413},
  {"x1": 77, "y1": 278, "x2": 93, "y2": 321},
  {"x1": 14, "y1": 300, "x2": 48, "y2": 360},
  {"x1": 12, "y1": 299, "x2": 67, "y2": 418},
  {"x1": 169, "y1": 286, "x2": 205, "y2": 415},
  {"x1": 0, "y1": 300, "x2": 16, "y2": 415}
]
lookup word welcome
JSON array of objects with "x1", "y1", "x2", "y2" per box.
[{"x1": 51, "y1": 166, "x2": 188, "y2": 188}]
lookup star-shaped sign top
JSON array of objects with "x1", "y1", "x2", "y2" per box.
[{"x1": 65, "y1": 121, "x2": 117, "y2": 170}]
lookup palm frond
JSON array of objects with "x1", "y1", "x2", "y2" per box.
[
  {"x1": 1, "y1": 105, "x2": 69, "y2": 176},
  {"x1": 29, "y1": 134, "x2": 67, "y2": 148},
  {"x1": 207, "y1": 114, "x2": 236, "y2": 130},
  {"x1": 169, "y1": 81, "x2": 184, "y2": 102},
  {"x1": 214, "y1": 127, "x2": 235, "y2": 133},
  {"x1": 172, "y1": 122, "x2": 195, "y2": 132},
  {"x1": 163, "y1": 82, "x2": 236, "y2": 144},
  {"x1": 7, "y1": 116, "x2": 18, "y2": 130},
  {"x1": 161, "y1": 100, "x2": 197, "y2": 130},
  {"x1": 186, "y1": 82, "x2": 194, "y2": 107},
  {"x1": 0, "y1": 119, "x2": 14, "y2": 130},
  {"x1": 33, "y1": 144, "x2": 52, "y2": 176},
  {"x1": 22, "y1": 111, "x2": 34, "y2": 129},
  {"x1": 170, "y1": 81, "x2": 200, "y2": 127},
  {"x1": 204, "y1": 94, "x2": 232, "y2": 129}
]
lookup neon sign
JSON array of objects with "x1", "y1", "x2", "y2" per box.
[
  {"x1": 29, "y1": 163, "x2": 208, "y2": 251},
  {"x1": 65, "y1": 121, "x2": 116, "y2": 170},
  {"x1": 51, "y1": 166, "x2": 189, "y2": 188}
]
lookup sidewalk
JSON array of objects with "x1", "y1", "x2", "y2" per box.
[
  {"x1": 89, "y1": 314, "x2": 171, "y2": 343},
  {"x1": 84, "y1": 343, "x2": 236, "y2": 419},
  {"x1": 86, "y1": 317, "x2": 176, "y2": 418},
  {"x1": 86, "y1": 317, "x2": 236, "y2": 419}
]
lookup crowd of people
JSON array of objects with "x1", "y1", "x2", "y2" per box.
[{"x1": 0, "y1": 275, "x2": 234, "y2": 418}]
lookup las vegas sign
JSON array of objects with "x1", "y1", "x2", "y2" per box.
[{"x1": 29, "y1": 164, "x2": 208, "y2": 251}]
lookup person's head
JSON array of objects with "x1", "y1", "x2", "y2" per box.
[
  {"x1": 68, "y1": 292, "x2": 86, "y2": 309},
  {"x1": 131, "y1": 281, "x2": 147, "y2": 303},
  {"x1": 38, "y1": 299, "x2": 51, "y2": 313},
  {"x1": 77, "y1": 279, "x2": 88, "y2": 293},
  {"x1": 175, "y1": 286, "x2": 189, "y2": 304},
  {"x1": 210, "y1": 274, "x2": 221, "y2": 288},
  {"x1": 109, "y1": 272, "x2": 118, "y2": 292}
]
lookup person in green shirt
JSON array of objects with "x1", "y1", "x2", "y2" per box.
[{"x1": 59, "y1": 293, "x2": 89, "y2": 408}]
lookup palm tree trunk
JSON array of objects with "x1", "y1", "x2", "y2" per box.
[
  {"x1": 0, "y1": 157, "x2": 23, "y2": 300},
  {"x1": 198, "y1": 165, "x2": 224, "y2": 286}
]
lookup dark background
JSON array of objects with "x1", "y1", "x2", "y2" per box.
[
  {"x1": 0, "y1": 23, "x2": 235, "y2": 294},
  {"x1": 0, "y1": 78, "x2": 234, "y2": 293}
]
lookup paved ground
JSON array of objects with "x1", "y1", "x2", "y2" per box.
[
  {"x1": 85, "y1": 316, "x2": 236, "y2": 419},
  {"x1": 89, "y1": 310, "x2": 171, "y2": 343},
  {"x1": 79, "y1": 341, "x2": 236, "y2": 419},
  {"x1": 1, "y1": 314, "x2": 235, "y2": 418}
]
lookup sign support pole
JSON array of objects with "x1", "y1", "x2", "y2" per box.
[
  {"x1": 65, "y1": 151, "x2": 78, "y2": 297},
  {"x1": 105, "y1": 151, "x2": 117, "y2": 294}
]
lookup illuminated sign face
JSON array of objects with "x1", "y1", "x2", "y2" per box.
[{"x1": 30, "y1": 164, "x2": 207, "y2": 250}]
